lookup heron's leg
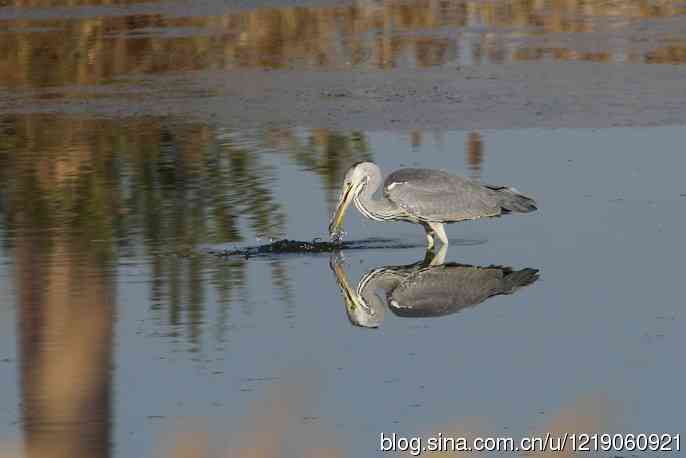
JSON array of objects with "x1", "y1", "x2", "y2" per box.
[
  {"x1": 428, "y1": 222, "x2": 449, "y2": 246},
  {"x1": 423, "y1": 243, "x2": 447, "y2": 266},
  {"x1": 429, "y1": 244, "x2": 448, "y2": 266},
  {"x1": 423, "y1": 224, "x2": 435, "y2": 249}
]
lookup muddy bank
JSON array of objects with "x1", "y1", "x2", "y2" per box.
[
  {"x1": 205, "y1": 63, "x2": 686, "y2": 130},
  {"x1": 2, "y1": 62, "x2": 685, "y2": 131},
  {"x1": 0, "y1": 0, "x2": 349, "y2": 21}
]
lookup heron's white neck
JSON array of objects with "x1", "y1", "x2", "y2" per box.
[{"x1": 352, "y1": 167, "x2": 398, "y2": 221}]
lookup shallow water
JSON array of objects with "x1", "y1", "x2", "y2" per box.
[
  {"x1": 2, "y1": 121, "x2": 686, "y2": 457},
  {"x1": 1, "y1": 0, "x2": 686, "y2": 457}
]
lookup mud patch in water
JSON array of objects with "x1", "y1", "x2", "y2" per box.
[
  {"x1": 205, "y1": 238, "x2": 419, "y2": 258},
  {"x1": 204, "y1": 237, "x2": 487, "y2": 258}
]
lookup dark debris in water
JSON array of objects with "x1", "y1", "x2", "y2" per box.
[{"x1": 206, "y1": 238, "x2": 421, "y2": 259}]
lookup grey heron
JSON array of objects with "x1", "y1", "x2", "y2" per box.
[
  {"x1": 330, "y1": 248, "x2": 539, "y2": 328},
  {"x1": 328, "y1": 162, "x2": 537, "y2": 248}
]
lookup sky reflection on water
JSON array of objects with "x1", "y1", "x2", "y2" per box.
[{"x1": 1, "y1": 120, "x2": 686, "y2": 457}]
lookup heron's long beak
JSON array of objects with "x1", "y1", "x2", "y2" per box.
[{"x1": 328, "y1": 183, "x2": 354, "y2": 238}]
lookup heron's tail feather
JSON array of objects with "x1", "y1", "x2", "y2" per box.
[
  {"x1": 487, "y1": 186, "x2": 538, "y2": 213},
  {"x1": 502, "y1": 268, "x2": 539, "y2": 294}
]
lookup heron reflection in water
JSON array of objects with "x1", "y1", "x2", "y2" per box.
[
  {"x1": 330, "y1": 247, "x2": 539, "y2": 328},
  {"x1": 329, "y1": 162, "x2": 537, "y2": 248}
]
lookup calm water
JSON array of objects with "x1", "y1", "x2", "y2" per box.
[
  {"x1": 1, "y1": 0, "x2": 686, "y2": 457},
  {"x1": 2, "y1": 123, "x2": 685, "y2": 457}
]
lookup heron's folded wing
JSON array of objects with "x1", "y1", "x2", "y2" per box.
[{"x1": 384, "y1": 169, "x2": 500, "y2": 222}]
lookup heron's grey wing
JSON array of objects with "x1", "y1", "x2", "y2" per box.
[
  {"x1": 384, "y1": 168, "x2": 501, "y2": 222},
  {"x1": 387, "y1": 265, "x2": 538, "y2": 317}
]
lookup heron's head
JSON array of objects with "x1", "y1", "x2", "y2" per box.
[{"x1": 328, "y1": 162, "x2": 376, "y2": 240}]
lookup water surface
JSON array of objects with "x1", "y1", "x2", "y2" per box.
[
  {"x1": 1, "y1": 0, "x2": 685, "y2": 457},
  {"x1": 2, "y1": 121, "x2": 685, "y2": 456}
]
